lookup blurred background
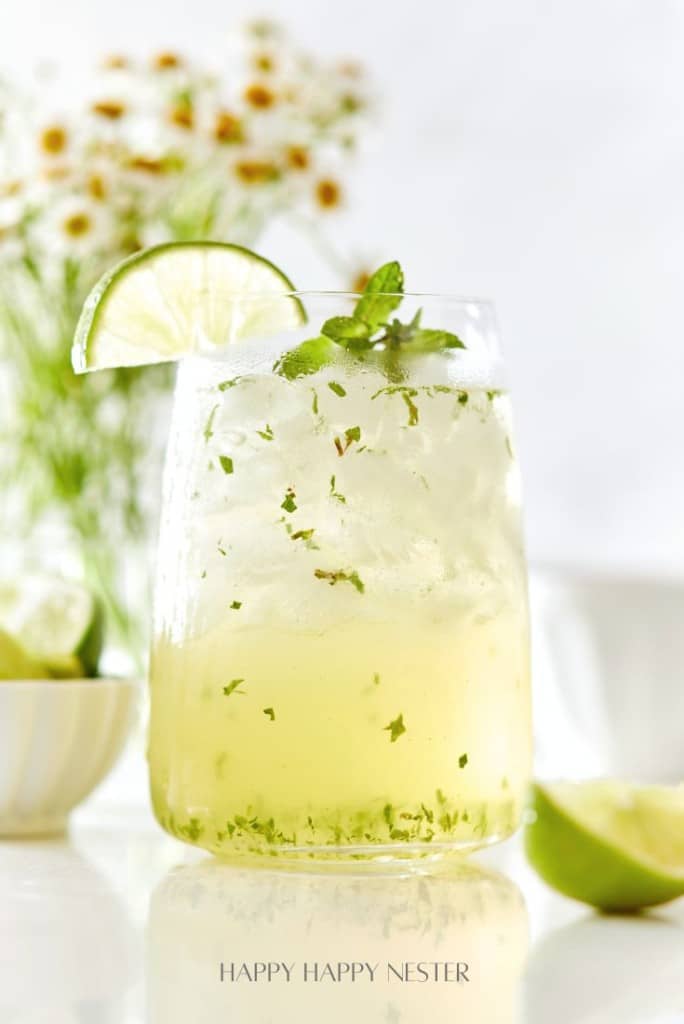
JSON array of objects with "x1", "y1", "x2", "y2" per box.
[
  {"x1": 1, "y1": 0, "x2": 683, "y2": 796},
  {"x1": 4, "y1": 0, "x2": 683, "y2": 571}
]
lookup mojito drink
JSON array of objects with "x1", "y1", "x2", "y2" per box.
[{"x1": 148, "y1": 311, "x2": 531, "y2": 858}]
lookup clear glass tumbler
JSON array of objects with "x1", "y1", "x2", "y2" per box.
[{"x1": 148, "y1": 292, "x2": 531, "y2": 861}]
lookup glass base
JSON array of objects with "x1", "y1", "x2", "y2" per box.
[
  {"x1": 206, "y1": 831, "x2": 517, "y2": 873},
  {"x1": 152, "y1": 785, "x2": 522, "y2": 870}
]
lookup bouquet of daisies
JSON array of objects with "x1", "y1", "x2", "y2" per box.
[{"x1": 0, "y1": 21, "x2": 368, "y2": 665}]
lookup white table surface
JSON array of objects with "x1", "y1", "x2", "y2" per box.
[{"x1": 2, "y1": 800, "x2": 683, "y2": 1024}]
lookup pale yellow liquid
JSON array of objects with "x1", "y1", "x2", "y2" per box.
[{"x1": 149, "y1": 352, "x2": 531, "y2": 858}]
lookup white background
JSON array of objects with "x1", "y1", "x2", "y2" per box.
[{"x1": 3, "y1": 0, "x2": 683, "y2": 572}]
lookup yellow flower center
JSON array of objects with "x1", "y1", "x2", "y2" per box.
[
  {"x1": 154, "y1": 52, "x2": 182, "y2": 70},
  {"x1": 92, "y1": 100, "x2": 127, "y2": 120},
  {"x1": 0, "y1": 179, "x2": 23, "y2": 197},
  {"x1": 315, "y1": 178, "x2": 342, "y2": 209},
  {"x1": 170, "y1": 104, "x2": 194, "y2": 130},
  {"x1": 40, "y1": 126, "x2": 68, "y2": 156},
  {"x1": 87, "y1": 174, "x2": 107, "y2": 200},
  {"x1": 286, "y1": 145, "x2": 309, "y2": 171},
  {"x1": 214, "y1": 112, "x2": 244, "y2": 144},
  {"x1": 63, "y1": 212, "x2": 92, "y2": 238},
  {"x1": 129, "y1": 156, "x2": 165, "y2": 174},
  {"x1": 235, "y1": 160, "x2": 278, "y2": 184},
  {"x1": 351, "y1": 270, "x2": 371, "y2": 292},
  {"x1": 253, "y1": 52, "x2": 275, "y2": 73},
  {"x1": 103, "y1": 55, "x2": 129, "y2": 69},
  {"x1": 244, "y1": 83, "x2": 276, "y2": 110}
]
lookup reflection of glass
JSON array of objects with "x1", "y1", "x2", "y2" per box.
[
  {"x1": 0, "y1": 839, "x2": 134, "y2": 1023},
  {"x1": 524, "y1": 911, "x2": 684, "y2": 1023},
  {"x1": 149, "y1": 294, "x2": 531, "y2": 860},
  {"x1": 147, "y1": 860, "x2": 528, "y2": 1022}
]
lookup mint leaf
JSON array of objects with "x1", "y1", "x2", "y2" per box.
[
  {"x1": 408, "y1": 328, "x2": 465, "y2": 351},
  {"x1": 219, "y1": 455, "x2": 234, "y2": 474},
  {"x1": 263, "y1": 707, "x2": 275, "y2": 721},
  {"x1": 353, "y1": 261, "x2": 404, "y2": 332},
  {"x1": 273, "y1": 336, "x2": 333, "y2": 380},
  {"x1": 321, "y1": 315, "x2": 372, "y2": 349},
  {"x1": 459, "y1": 752, "x2": 468, "y2": 768},
  {"x1": 327, "y1": 381, "x2": 347, "y2": 397},
  {"x1": 273, "y1": 260, "x2": 466, "y2": 383}
]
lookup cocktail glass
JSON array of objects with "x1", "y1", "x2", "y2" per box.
[{"x1": 148, "y1": 291, "x2": 531, "y2": 862}]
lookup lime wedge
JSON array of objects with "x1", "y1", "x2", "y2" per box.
[
  {"x1": 0, "y1": 576, "x2": 104, "y2": 678},
  {"x1": 0, "y1": 626, "x2": 48, "y2": 680},
  {"x1": 72, "y1": 241, "x2": 304, "y2": 372},
  {"x1": 525, "y1": 781, "x2": 684, "y2": 912}
]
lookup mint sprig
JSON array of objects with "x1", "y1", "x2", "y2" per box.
[{"x1": 274, "y1": 261, "x2": 464, "y2": 380}]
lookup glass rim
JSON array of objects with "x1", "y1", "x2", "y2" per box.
[{"x1": 212, "y1": 290, "x2": 496, "y2": 307}]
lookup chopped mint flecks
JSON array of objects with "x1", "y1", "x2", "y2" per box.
[
  {"x1": 257, "y1": 424, "x2": 274, "y2": 441},
  {"x1": 223, "y1": 678, "x2": 245, "y2": 697},
  {"x1": 506, "y1": 435, "x2": 514, "y2": 458},
  {"x1": 311, "y1": 388, "x2": 319, "y2": 415},
  {"x1": 217, "y1": 542, "x2": 227, "y2": 556},
  {"x1": 263, "y1": 707, "x2": 275, "y2": 721},
  {"x1": 291, "y1": 528, "x2": 318, "y2": 549},
  {"x1": 178, "y1": 817, "x2": 203, "y2": 842},
  {"x1": 218, "y1": 455, "x2": 234, "y2": 474},
  {"x1": 327, "y1": 380, "x2": 347, "y2": 397},
  {"x1": 218, "y1": 376, "x2": 243, "y2": 391},
  {"x1": 203, "y1": 403, "x2": 219, "y2": 443},
  {"x1": 200, "y1": 570, "x2": 207, "y2": 579},
  {"x1": 384, "y1": 713, "x2": 406, "y2": 743},
  {"x1": 334, "y1": 426, "x2": 361, "y2": 456},
  {"x1": 281, "y1": 487, "x2": 297, "y2": 513},
  {"x1": 458, "y1": 391, "x2": 469, "y2": 405},
  {"x1": 314, "y1": 568, "x2": 364, "y2": 593},
  {"x1": 229, "y1": 814, "x2": 296, "y2": 846},
  {"x1": 373, "y1": 672, "x2": 381, "y2": 686},
  {"x1": 459, "y1": 753, "x2": 469, "y2": 769},
  {"x1": 329, "y1": 475, "x2": 346, "y2": 503},
  {"x1": 230, "y1": 600, "x2": 242, "y2": 610},
  {"x1": 371, "y1": 385, "x2": 419, "y2": 426}
]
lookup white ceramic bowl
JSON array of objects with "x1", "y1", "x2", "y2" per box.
[
  {"x1": 0, "y1": 678, "x2": 137, "y2": 836},
  {"x1": 530, "y1": 567, "x2": 684, "y2": 782}
]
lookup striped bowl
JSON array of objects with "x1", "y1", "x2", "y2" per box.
[{"x1": 0, "y1": 678, "x2": 137, "y2": 836}]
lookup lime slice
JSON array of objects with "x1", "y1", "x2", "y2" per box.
[
  {"x1": 0, "y1": 626, "x2": 48, "y2": 680},
  {"x1": 525, "y1": 781, "x2": 684, "y2": 912},
  {"x1": 0, "y1": 576, "x2": 104, "y2": 678},
  {"x1": 72, "y1": 241, "x2": 304, "y2": 372}
]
